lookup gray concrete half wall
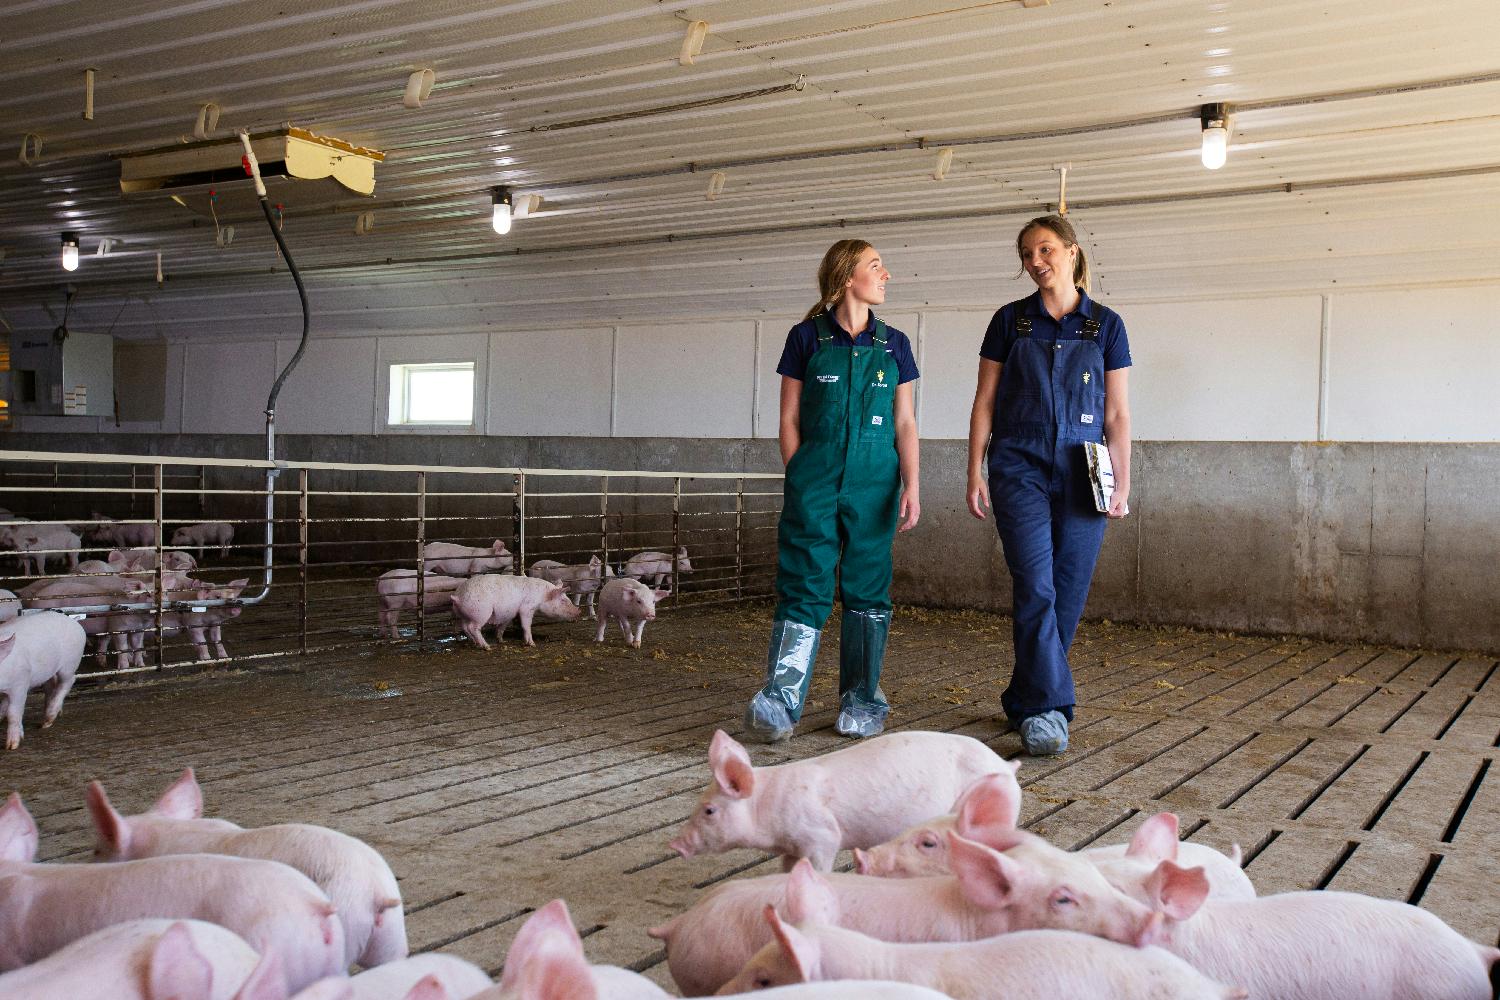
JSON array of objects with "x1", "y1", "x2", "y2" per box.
[{"x1": 4, "y1": 433, "x2": 1495, "y2": 654}]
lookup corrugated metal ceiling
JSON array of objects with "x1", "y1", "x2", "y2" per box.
[{"x1": 1, "y1": 0, "x2": 1498, "y2": 304}]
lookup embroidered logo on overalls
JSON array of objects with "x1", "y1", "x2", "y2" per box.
[
  {"x1": 816, "y1": 374, "x2": 839, "y2": 383},
  {"x1": 1082, "y1": 372, "x2": 1091, "y2": 384},
  {"x1": 871, "y1": 368, "x2": 889, "y2": 389}
]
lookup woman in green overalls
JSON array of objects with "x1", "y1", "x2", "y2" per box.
[{"x1": 744, "y1": 239, "x2": 921, "y2": 742}]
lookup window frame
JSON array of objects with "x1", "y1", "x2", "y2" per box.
[{"x1": 386, "y1": 360, "x2": 478, "y2": 428}]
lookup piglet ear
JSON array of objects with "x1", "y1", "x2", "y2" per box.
[
  {"x1": 147, "y1": 923, "x2": 213, "y2": 1000},
  {"x1": 709, "y1": 730, "x2": 755, "y2": 799},
  {"x1": 152, "y1": 768, "x2": 204, "y2": 819},
  {"x1": 765, "y1": 905, "x2": 820, "y2": 982},
  {"x1": 0, "y1": 792, "x2": 39, "y2": 863},
  {"x1": 520, "y1": 941, "x2": 597, "y2": 1000},
  {"x1": 1145, "y1": 859, "x2": 1210, "y2": 922},
  {"x1": 229, "y1": 951, "x2": 285, "y2": 1000},
  {"x1": 784, "y1": 859, "x2": 840, "y2": 926},
  {"x1": 953, "y1": 772, "x2": 1022, "y2": 843},
  {"x1": 400, "y1": 974, "x2": 449, "y2": 1000},
  {"x1": 653, "y1": 589, "x2": 670, "y2": 602},
  {"x1": 500, "y1": 899, "x2": 581, "y2": 991},
  {"x1": 85, "y1": 780, "x2": 130, "y2": 855},
  {"x1": 1126, "y1": 813, "x2": 1180, "y2": 862},
  {"x1": 947, "y1": 831, "x2": 1025, "y2": 912}
]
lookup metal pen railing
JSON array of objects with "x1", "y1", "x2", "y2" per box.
[{"x1": 0, "y1": 450, "x2": 783, "y2": 679}]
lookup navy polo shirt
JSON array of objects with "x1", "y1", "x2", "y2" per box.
[
  {"x1": 979, "y1": 290, "x2": 1131, "y2": 371},
  {"x1": 776, "y1": 311, "x2": 920, "y2": 384}
]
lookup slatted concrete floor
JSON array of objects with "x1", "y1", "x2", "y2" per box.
[{"x1": 8, "y1": 604, "x2": 1499, "y2": 991}]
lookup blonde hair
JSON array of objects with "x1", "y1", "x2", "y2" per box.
[
  {"x1": 803, "y1": 239, "x2": 875, "y2": 322},
  {"x1": 1017, "y1": 214, "x2": 1090, "y2": 293}
]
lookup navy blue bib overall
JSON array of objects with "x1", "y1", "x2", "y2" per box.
[{"x1": 988, "y1": 309, "x2": 1108, "y2": 724}]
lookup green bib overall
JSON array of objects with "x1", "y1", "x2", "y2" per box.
[{"x1": 745, "y1": 314, "x2": 903, "y2": 740}]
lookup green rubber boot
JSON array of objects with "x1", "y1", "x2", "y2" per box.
[{"x1": 835, "y1": 608, "x2": 892, "y2": 738}]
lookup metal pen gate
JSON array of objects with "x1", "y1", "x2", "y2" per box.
[{"x1": 0, "y1": 450, "x2": 783, "y2": 679}]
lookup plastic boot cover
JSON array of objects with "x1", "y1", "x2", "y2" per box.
[
  {"x1": 1019, "y1": 710, "x2": 1069, "y2": 756},
  {"x1": 744, "y1": 620, "x2": 821, "y2": 743},
  {"x1": 835, "y1": 688, "x2": 889, "y2": 738},
  {"x1": 836, "y1": 608, "x2": 892, "y2": 738}
]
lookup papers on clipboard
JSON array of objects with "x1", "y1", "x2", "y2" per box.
[{"x1": 1083, "y1": 441, "x2": 1120, "y2": 514}]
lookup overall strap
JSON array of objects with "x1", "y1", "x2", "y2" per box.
[
  {"x1": 871, "y1": 319, "x2": 888, "y2": 347},
  {"x1": 812, "y1": 313, "x2": 836, "y2": 348}
]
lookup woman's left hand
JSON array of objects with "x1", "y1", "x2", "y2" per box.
[
  {"x1": 1107, "y1": 489, "x2": 1131, "y2": 519},
  {"x1": 898, "y1": 490, "x2": 921, "y2": 532}
]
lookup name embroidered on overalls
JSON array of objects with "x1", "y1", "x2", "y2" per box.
[{"x1": 816, "y1": 374, "x2": 839, "y2": 383}]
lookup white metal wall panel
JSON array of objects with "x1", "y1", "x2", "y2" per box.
[
  {"x1": 181, "y1": 340, "x2": 278, "y2": 436},
  {"x1": 916, "y1": 310, "x2": 992, "y2": 441},
  {"x1": 1326, "y1": 285, "x2": 1500, "y2": 442},
  {"x1": 487, "y1": 327, "x2": 613, "y2": 437},
  {"x1": 1127, "y1": 296, "x2": 1324, "y2": 442},
  {"x1": 272, "y1": 336, "x2": 379, "y2": 436},
  {"x1": 613, "y1": 320, "x2": 754, "y2": 438}
]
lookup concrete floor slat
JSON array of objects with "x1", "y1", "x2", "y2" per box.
[{"x1": 8, "y1": 603, "x2": 1497, "y2": 986}]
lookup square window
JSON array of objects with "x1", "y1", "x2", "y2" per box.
[{"x1": 388, "y1": 362, "x2": 475, "y2": 426}]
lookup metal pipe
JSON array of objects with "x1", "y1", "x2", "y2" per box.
[
  {"x1": 298, "y1": 468, "x2": 309, "y2": 655},
  {"x1": 416, "y1": 470, "x2": 427, "y2": 642}
]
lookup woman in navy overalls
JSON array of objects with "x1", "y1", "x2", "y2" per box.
[{"x1": 966, "y1": 215, "x2": 1132, "y2": 756}]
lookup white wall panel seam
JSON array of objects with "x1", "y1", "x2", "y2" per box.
[
  {"x1": 1318, "y1": 294, "x2": 1332, "y2": 442},
  {"x1": 751, "y1": 320, "x2": 762, "y2": 440},
  {"x1": 609, "y1": 325, "x2": 619, "y2": 438}
]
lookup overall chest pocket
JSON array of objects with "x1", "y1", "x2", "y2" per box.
[{"x1": 998, "y1": 388, "x2": 1042, "y2": 425}]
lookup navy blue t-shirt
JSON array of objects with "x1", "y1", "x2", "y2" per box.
[
  {"x1": 776, "y1": 311, "x2": 920, "y2": 383},
  {"x1": 979, "y1": 290, "x2": 1131, "y2": 371}
]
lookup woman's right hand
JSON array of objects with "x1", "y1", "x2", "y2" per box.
[{"x1": 966, "y1": 473, "x2": 991, "y2": 520}]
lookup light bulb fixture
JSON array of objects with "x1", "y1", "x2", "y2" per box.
[
  {"x1": 1200, "y1": 103, "x2": 1230, "y2": 170},
  {"x1": 491, "y1": 187, "x2": 512, "y2": 235},
  {"x1": 60, "y1": 232, "x2": 80, "y2": 272}
]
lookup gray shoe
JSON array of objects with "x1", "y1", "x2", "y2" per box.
[{"x1": 1019, "y1": 710, "x2": 1069, "y2": 756}]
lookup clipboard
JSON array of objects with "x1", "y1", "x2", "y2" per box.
[{"x1": 1083, "y1": 441, "x2": 1120, "y2": 514}]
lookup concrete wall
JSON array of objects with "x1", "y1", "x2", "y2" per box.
[{"x1": 5, "y1": 431, "x2": 1495, "y2": 654}]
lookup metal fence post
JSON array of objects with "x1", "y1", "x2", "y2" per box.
[
  {"x1": 600, "y1": 474, "x2": 610, "y2": 571},
  {"x1": 671, "y1": 476, "x2": 681, "y2": 606},
  {"x1": 735, "y1": 477, "x2": 745, "y2": 599},
  {"x1": 153, "y1": 464, "x2": 165, "y2": 669},
  {"x1": 298, "y1": 468, "x2": 309, "y2": 656},
  {"x1": 512, "y1": 472, "x2": 526, "y2": 574},
  {"x1": 415, "y1": 471, "x2": 427, "y2": 641}
]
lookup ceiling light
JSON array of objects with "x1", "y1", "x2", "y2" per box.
[
  {"x1": 1200, "y1": 103, "x2": 1231, "y2": 170},
  {"x1": 491, "y1": 187, "x2": 512, "y2": 235},
  {"x1": 60, "y1": 232, "x2": 80, "y2": 271}
]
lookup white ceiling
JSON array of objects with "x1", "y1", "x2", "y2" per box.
[{"x1": 2, "y1": 0, "x2": 1499, "y2": 306}]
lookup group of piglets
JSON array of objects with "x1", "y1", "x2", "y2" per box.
[
  {"x1": 639, "y1": 728, "x2": 1500, "y2": 998},
  {"x1": 0, "y1": 768, "x2": 654, "y2": 1000},
  {"x1": 377, "y1": 542, "x2": 688, "y2": 650},
  {"x1": 0, "y1": 552, "x2": 248, "y2": 752},
  {"x1": 3, "y1": 763, "x2": 847, "y2": 1000}
]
